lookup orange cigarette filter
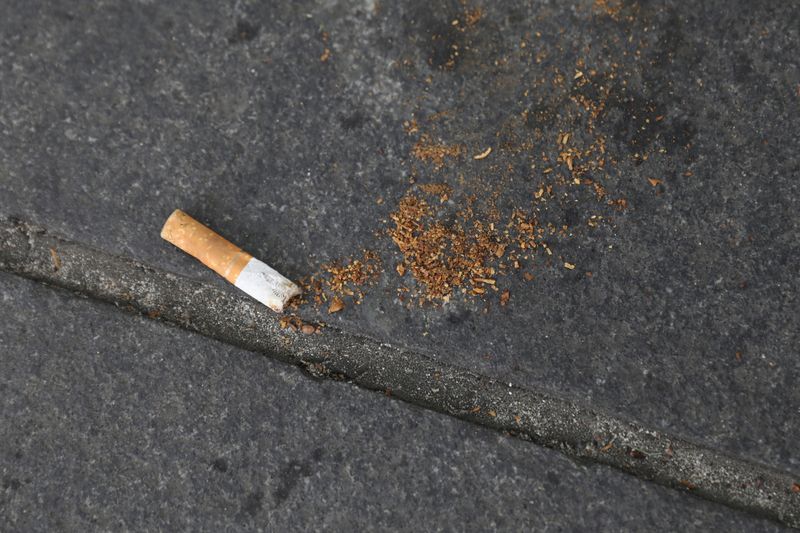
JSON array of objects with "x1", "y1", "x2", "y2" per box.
[
  {"x1": 161, "y1": 210, "x2": 252, "y2": 284},
  {"x1": 161, "y1": 209, "x2": 301, "y2": 312}
]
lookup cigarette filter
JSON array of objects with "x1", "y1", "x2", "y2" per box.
[{"x1": 161, "y1": 209, "x2": 301, "y2": 312}]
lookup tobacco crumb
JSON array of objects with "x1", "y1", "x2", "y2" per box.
[
  {"x1": 464, "y1": 7, "x2": 482, "y2": 26},
  {"x1": 647, "y1": 177, "x2": 663, "y2": 187},
  {"x1": 792, "y1": 483, "x2": 800, "y2": 493},
  {"x1": 487, "y1": 410, "x2": 497, "y2": 417},
  {"x1": 49, "y1": 248, "x2": 61, "y2": 271},
  {"x1": 300, "y1": 324, "x2": 316, "y2": 335},
  {"x1": 279, "y1": 315, "x2": 301, "y2": 331},
  {"x1": 328, "y1": 296, "x2": 345, "y2": 314},
  {"x1": 320, "y1": 48, "x2": 331, "y2": 62},
  {"x1": 500, "y1": 289, "x2": 510, "y2": 306},
  {"x1": 473, "y1": 147, "x2": 492, "y2": 160},
  {"x1": 626, "y1": 448, "x2": 647, "y2": 460},
  {"x1": 403, "y1": 119, "x2": 419, "y2": 135}
]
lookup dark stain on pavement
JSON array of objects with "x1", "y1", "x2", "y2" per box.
[
  {"x1": 211, "y1": 457, "x2": 228, "y2": 473},
  {"x1": 273, "y1": 447, "x2": 325, "y2": 504},
  {"x1": 241, "y1": 489, "x2": 264, "y2": 516},
  {"x1": 229, "y1": 20, "x2": 260, "y2": 44}
]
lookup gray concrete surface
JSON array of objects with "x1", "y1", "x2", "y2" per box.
[{"x1": 1, "y1": 0, "x2": 799, "y2": 529}]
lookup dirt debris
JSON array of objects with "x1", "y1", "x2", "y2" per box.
[
  {"x1": 328, "y1": 297, "x2": 345, "y2": 314},
  {"x1": 279, "y1": 315, "x2": 321, "y2": 334},
  {"x1": 412, "y1": 134, "x2": 464, "y2": 168},
  {"x1": 292, "y1": 4, "x2": 689, "y2": 315},
  {"x1": 473, "y1": 147, "x2": 492, "y2": 160},
  {"x1": 388, "y1": 186, "x2": 519, "y2": 304},
  {"x1": 500, "y1": 289, "x2": 510, "y2": 306},
  {"x1": 295, "y1": 250, "x2": 382, "y2": 312}
]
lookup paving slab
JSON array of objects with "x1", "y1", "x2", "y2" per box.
[{"x1": 0, "y1": 272, "x2": 789, "y2": 532}]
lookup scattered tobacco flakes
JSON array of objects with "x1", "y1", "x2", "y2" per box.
[
  {"x1": 320, "y1": 30, "x2": 331, "y2": 62},
  {"x1": 418, "y1": 183, "x2": 452, "y2": 203},
  {"x1": 297, "y1": 7, "x2": 680, "y2": 315},
  {"x1": 279, "y1": 315, "x2": 300, "y2": 330},
  {"x1": 593, "y1": 0, "x2": 625, "y2": 20},
  {"x1": 279, "y1": 314, "x2": 320, "y2": 334},
  {"x1": 387, "y1": 174, "x2": 606, "y2": 305},
  {"x1": 298, "y1": 250, "x2": 382, "y2": 313},
  {"x1": 388, "y1": 60, "x2": 643, "y2": 307},
  {"x1": 462, "y1": 7, "x2": 483, "y2": 27},
  {"x1": 388, "y1": 186, "x2": 517, "y2": 304},
  {"x1": 324, "y1": 251, "x2": 381, "y2": 296},
  {"x1": 412, "y1": 134, "x2": 464, "y2": 169},
  {"x1": 403, "y1": 118, "x2": 419, "y2": 135}
]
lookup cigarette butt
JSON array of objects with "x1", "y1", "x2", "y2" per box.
[{"x1": 161, "y1": 209, "x2": 301, "y2": 312}]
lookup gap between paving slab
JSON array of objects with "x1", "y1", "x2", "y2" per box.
[{"x1": 1, "y1": 216, "x2": 798, "y2": 529}]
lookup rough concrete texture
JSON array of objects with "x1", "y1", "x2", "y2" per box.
[
  {"x1": 1, "y1": 0, "x2": 799, "y2": 529},
  {"x1": 0, "y1": 271, "x2": 791, "y2": 532}
]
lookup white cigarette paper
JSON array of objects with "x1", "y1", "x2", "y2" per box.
[
  {"x1": 160, "y1": 209, "x2": 302, "y2": 312},
  {"x1": 234, "y1": 257, "x2": 301, "y2": 312}
]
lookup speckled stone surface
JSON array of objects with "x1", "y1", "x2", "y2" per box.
[{"x1": 1, "y1": 0, "x2": 798, "y2": 529}]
